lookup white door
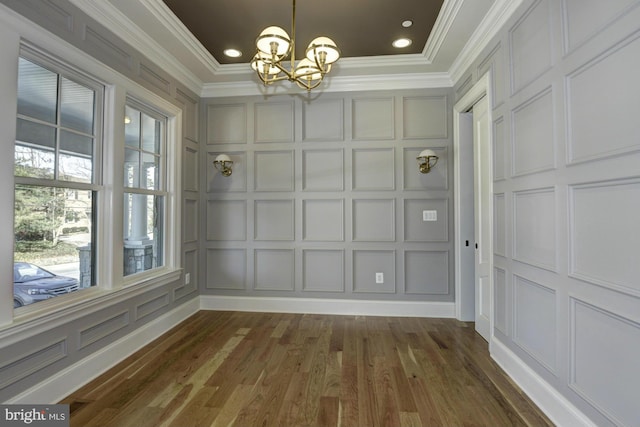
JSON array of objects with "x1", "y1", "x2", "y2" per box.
[{"x1": 473, "y1": 95, "x2": 491, "y2": 342}]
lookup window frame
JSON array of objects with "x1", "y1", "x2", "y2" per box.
[{"x1": 4, "y1": 38, "x2": 182, "y2": 325}]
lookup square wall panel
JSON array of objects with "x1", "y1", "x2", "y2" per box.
[
  {"x1": 404, "y1": 199, "x2": 448, "y2": 242},
  {"x1": 254, "y1": 150, "x2": 295, "y2": 192},
  {"x1": 570, "y1": 180, "x2": 640, "y2": 294},
  {"x1": 494, "y1": 267, "x2": 507, "y2": 335},
  {"x1": 567, "y1": 35, "x2": 640, "y2": 163},
  {"x1": 184, "y1": 199, "x2": 198, "y2": 243},
  {"x1": 512, "y1": 88, "x2": 556, "y2": 176},
  {"x1": 493, "y1": 117, "x2": 506, "y2": 181},
  {"x1": 352, "y1": 199, "x2": 395, "y2": 242},
  {"x1": 302, "y1": 149, "x2": 344, "y2": 191},
  {"x1": 402, "y1": 96, "x2": 448, "y2": 139},
  {"x1": 353, "y1": 250, "x2": 396, "y2": 293},
  {"x1": 184, "y1": 146, "x2": 198, "y2": 191},
  {"x1": 403, "y1": 147, "x2": 448, "y2": 190},
  {"x1": 206, "y1": 200, "x2": 246, "y2": 241},
  {"x1": 352, "y1": 97, "x2": 395, "y2": 140},
  {"x1": 303, "y1": 99, "x2": 344, "y2": 141},
  {"x1": 206, "y1": 249, "x2": 246, "y2": 290},
  {"x1": 513, "y1": 188, "x2": 556, "y2": 270},
  {"x1": 303, "y1": 199, "x2": 344, "y2": 241},
  {"x1": 404, "y1": 251, "x2": 449, "y2": 295},
  {"x1": 255, "y1": 101, "x2": 294, "y2": 143},
  {"x1": 303, "y1": 250, "x2": 345, "y2": 292},
  {"x1": 513, "y1": 275, "x2": 557, "y2": 372},
  {"x1": 352, "y1": 148, "x2": 395, "y2": 191},
  {"x1": 207, "y1": 152, "x2": 246, "y2": 192},
  {"x1": 207, "y1": 104, "x2": 246, "y2": 144},
  {"x1": 509, "y1": 0, "x2": 553, "y2": 93},
  {"x1": 255, "y1": 249, "x2": 295, "y2": 291},
  {"x1": 254, "y1": 199, "x2": 294, "y2": 241}
]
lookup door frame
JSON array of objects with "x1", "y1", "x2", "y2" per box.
[{"x1": 453, "y1": 72, "x2": 494, "y2": 344}]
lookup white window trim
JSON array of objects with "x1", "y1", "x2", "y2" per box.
[{"x1": 0, "y1": 5, "x2": 183, "y2": 334}]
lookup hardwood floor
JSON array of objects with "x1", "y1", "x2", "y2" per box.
[{"x1": 61, "y1": 311, "x2": 553, "y2": 427}]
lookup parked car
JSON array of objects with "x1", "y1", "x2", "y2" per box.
[{"x1": 13, "y1": 262, "x2": 79, "y2": 308}]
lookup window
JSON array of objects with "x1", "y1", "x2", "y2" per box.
[
  {"x1": 14, "y1": 51, "x2": 103, "y2": 308},
  {"x1": 123, "y1": 102, "x2": 166, "y2": 276}
]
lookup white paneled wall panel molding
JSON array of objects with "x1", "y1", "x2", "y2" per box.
[
  {"x1": 207, "y1": 104, "x2": 247, "y2": 144},
  {"x1": 254, "y1": 101, "x2": 295, "y2": 143},
  {"x1": 561, "y1": 0, "x2": 640, "y2": 55},
  {"x1": 302, "y1": 249, "x2": 345, "y2": 292},
  {"x1": 205, "y1": 249, "x2": 247, "y2": 290},
  {"x1": 569, "y1": 297, "x2": 640, "y2": 427},
  {"x1": 302, "y1": 149, "x2": 345, "y2": 191},
  {"x1": 511, "y1": 87, "x2": 556, "y2": 177},
  {"x1": 492, "y1": 116, "x2": 507, "y2": 181},
  {"x1": 509, "y1": 0, "x2": 554, "y2": 94},
  {"x1": 352, "y1": 97, "x2": 395, "y2": 140},
  {"x1": 402, "y1": 96, "x2": 448, "y2": 139},
  {"x1": 404, "y1": 250, "x2": 449, "y2": 295},
  {"x1": 513, "y1": 275, "x2": 558, "y2": 374},
  {"x1": 513, "y1": 187, "x2": 557, "y2": 271},
  {"x1": 206, "y1": 200, "x2": 247, "y2": 241},
  {"x1": 352, "y1": 148, "x2": 395, "y2": 191},
  {"x1": 569, "y1": 179, "x2": 640, "y2": 297},
  {"x1": 302, "y1": 98, "x2": 344, "y2": 142},
  {"x1": 565, "y1": 31, "x2": 640, "y2": 165},
  {"x1": 254, "y1": 150, "x2": 295, "y2": 192}
]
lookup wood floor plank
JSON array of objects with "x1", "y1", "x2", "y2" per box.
[{"x1": 62, "y1": 311, "x2": 554, "y2": 427}]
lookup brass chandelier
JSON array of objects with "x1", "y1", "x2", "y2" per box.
[{"x1": 251, "y1": 0, "x2": 340, "y2": 91}]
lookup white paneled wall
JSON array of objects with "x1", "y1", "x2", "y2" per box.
[
  {"x1": 202, "y1": 90, "x2": 454, "y2": 304},
  {"x1": 456, "y1": 0, "x2": 640, "y2": 425}
]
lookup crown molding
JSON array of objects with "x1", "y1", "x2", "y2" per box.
[
  {"x1": 67, "y1": 0, "x2": 203, "y2": 95},
  {"x1": 424, "y1": 0, "x2": 466, "y2": 61},
  {"x1": 448, "y1": 0, "x2": 523, "y2": 85},
  {"x1": 201, "y1": 72, "x2": 452, "y2": 98}
]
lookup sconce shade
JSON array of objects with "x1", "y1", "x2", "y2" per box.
[
  {"x1": 214, "y1": 154, "x2": 233, "y2": 177},
  {"x1": 417, "y1": 149, "x2": 439, "y2": 174}
]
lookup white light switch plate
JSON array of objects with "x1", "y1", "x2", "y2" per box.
[{"x1": 423, "y1": 210, "x2": 437, "y2": 221}]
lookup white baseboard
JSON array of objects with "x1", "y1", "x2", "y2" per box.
[
  {"x1": 7, "y1": 297, "x2": 200, "y2": 405},
  {"x1": 491, "y1": 338, "x2": 596, "y2": 427},
  {"x1": 200, "y1": 295, "x2": 456, "y2": 318}
]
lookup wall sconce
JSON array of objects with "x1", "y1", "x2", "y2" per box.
[
  {"x1": 416, "y1": 149, "x2": 439, "y2": 174},
  {"x1": 213, "y1": 154, "x2": 233, "y2": 177}
]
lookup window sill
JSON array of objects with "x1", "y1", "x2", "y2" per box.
[{"x1": 0, "y1": 268, "x2": 182, "y2": 347}]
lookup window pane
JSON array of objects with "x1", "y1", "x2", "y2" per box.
[
  {"x1": 141, "y1": 113, "x2": 161, "y2": 154},
  {"x1": 17, "y1": 58, "x2": 58, "y2": 124},
  {"x1": 15, "y1": 145, "x2": 55, "y2": 179},
  {"x1": 124, "y1": 148, "x2": 139, "y2": 188},
  {"x1": 123, "y1": 193, "x2": 163, "y2": 276},
  {"x1": 16, "y1": 118, "x2": 56, "y2": 149},
  {"x1": 14, "y1": 185, "x2": 95, "y2": 308},
  {"x1": 60, "y1": 77, "x2": 95, "y2": 134},
  {"x1": 142, "y1": 152, "x2": 160, "y2": 190},
  {"x1": 125, "y1": 106, "x2": 141, "y2": 148},
  {"x1": 59, "y1": 153, "x2": 92, "y2": 183}
]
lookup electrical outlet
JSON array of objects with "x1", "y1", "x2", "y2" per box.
[
  {"x1": 423, "y1": 210, "x2": 437, "y2": 221},
  {"x1": 375, "y1": 272, "x2": 384, "y2": 284},
  {"x1": 185, "y1": 272, "x2": 190, "y2": 285}
]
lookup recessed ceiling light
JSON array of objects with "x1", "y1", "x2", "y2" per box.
[
  {"x1": 402, "y1": 20, "x2": 413, "y2": 28},
  {"x1": 224, "y1": 48, "x2": 242, "y2": 58},
  {"x1": 392, "y1": 38, "x2": 412, "y2": 49}
]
